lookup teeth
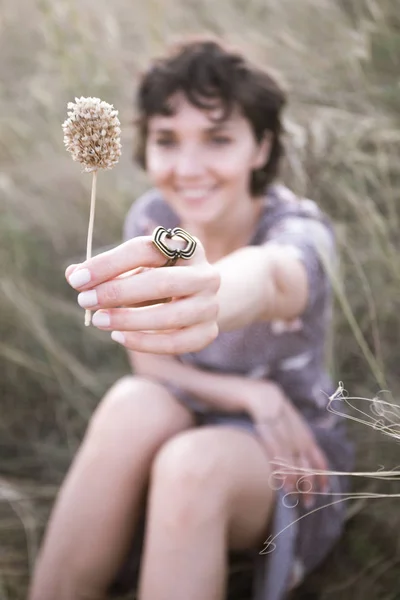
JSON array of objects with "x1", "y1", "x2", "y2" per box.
[{"x1": 179, "y1": 188, "x2": 214, "y2": 199}]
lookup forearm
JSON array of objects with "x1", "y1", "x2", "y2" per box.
[
  {"x1": 214, "y1": 246, "x2": 276, "y2": 332},
  {"x1": 214, "y1": 243, "x2": 309, "y2": 332},
  {"x1": 130, "y1": 351, "x2": 265, "y2": 414},
  {"x1": 159, "y1": 360, "x2": 250, "y2": 413}
]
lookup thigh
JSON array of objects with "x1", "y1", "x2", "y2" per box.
[{"x1": 151, "y1": 425, "x2": 275, "y2": 551}]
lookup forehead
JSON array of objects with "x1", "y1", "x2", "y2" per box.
[{"x1": 147, "y1": 93, "x2": 243, "y2": 131}]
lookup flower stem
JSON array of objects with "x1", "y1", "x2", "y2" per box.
[{"x1": 85, "y1": 170, "x2": 98, "y2": 326}]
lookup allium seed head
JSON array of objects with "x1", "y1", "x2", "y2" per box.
[{"x1": 62, "y1": 96, "x2": 122, "y2": 172}]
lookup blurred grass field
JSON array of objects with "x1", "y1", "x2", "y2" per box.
[{"x1": 1, "y1": 0, "x2": 400, "y2": 598}]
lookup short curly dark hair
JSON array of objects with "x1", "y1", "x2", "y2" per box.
[{"x1": 134, "y1": 37, "x2": 287, "y2": 196}]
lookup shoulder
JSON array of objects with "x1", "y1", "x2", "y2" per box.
[
  {"x1": 266, "y1": 183, "x2": 333, "y2": 228},
  {"x1": 260, "y1": 184, "x2": 336, "y2": 255},
  {"x1": 123, "y1": 188, "x2": 179, "y2": 241}
]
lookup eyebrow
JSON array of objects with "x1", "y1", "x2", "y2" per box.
[{"x1": 149, "y1": 123, "x2": 232, "y2": 135}]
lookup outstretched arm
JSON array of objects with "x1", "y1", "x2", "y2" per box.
[{"x1": 213, "y1": 244, "x2": 308, "y2": 331}]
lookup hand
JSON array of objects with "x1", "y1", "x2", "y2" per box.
[
  {"x1": 239, "y1": 379, "x2": 329, "y2": 508},
  {"x1": 65, "y1": 233, "x2": 221, "y2": 354}
]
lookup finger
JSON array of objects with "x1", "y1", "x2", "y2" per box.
[
  {"x1": 65, "y1": 264, "x2": 150, "y2": 289},
  {"x1": 275, "y1": 411, "x2": 305, "y2": 494},
  {"x1": 295, "y1": 454, "x2": 315, "y2": 510},
  {"x1": 110, "y1": 320, "x2": 219, "y2": 354},
  {"x1": 255, "y1": 423, "x2": 279, "y2": 460},
  {"x1": 306, "y1": 441, "x2": 330, "y2": 494},
  {"x1": 66, "y1": 232, "x2": 206, "y2": 291},
  {"x1": 255, "y1": 423, "x2": 292, "y2": 493},
  {"x1": 254, "y1": 425, "x2": 285, "y2": 489},
  {"x1": 91, "y1": 296, "x2": 218, "y2": 331},
  {"x1": 75, "y1": 265, "x2": 219, "y2": 310},
  {"x1": 120, "y1": 268, "x2": 171, "y2": 306},
  {"x1": 277, "y1": 404, "x2": 314, "y2": 492},
  {"x1": 291, "y1": 410, "x2": 329, "y2": 494},
  {"x1": 65, "y1": 264, "x2": 80, "y2": 279}
]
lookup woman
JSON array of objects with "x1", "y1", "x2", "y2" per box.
[{"x1": 29, "y1": 38, "x2": 354, "y2": 600}]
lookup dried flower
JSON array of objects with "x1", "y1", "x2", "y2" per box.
[
  {"x1": 62, "y1": 96, "x2": 122, "y2": 172},
  {"x1": 62, "y1": 96, "x2": 122, "y2": 327}
]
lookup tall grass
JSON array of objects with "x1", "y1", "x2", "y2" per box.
[{"x1": 1, "y1": 0, "x2": 399, "y2": 597}]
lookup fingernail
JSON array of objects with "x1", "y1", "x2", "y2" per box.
[
  {"x1": 92, "y1": 312, "x2": 110, "y2": 327},
  {"x1": 111, "y1": 331, "x2": 125, "y2": 345},
  {"x1": 78, "y1": 290, "x2": 98, "y2": 308},
  {"x1": 65, "y1": 264, "x2": 80, "y2": 279},
  {"x1": 68, "y1": 268, "x2": 91, "y2": 288}
]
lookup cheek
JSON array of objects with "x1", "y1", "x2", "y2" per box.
[
  {"x1": 211, "y1": 151, "x2": 254, "y2": 187},
  {"x1": 146, "y1": 149, "x2": 173, "y2": 185}
]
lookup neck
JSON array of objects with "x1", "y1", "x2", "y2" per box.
[{"x1": 181, "y1": 197, "x2": 265, "y2": 263}]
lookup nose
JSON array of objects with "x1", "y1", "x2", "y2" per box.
[{"x1": 174, "y1": 145, "x2": 205, "y2": 178}]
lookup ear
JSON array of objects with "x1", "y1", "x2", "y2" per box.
[{"x1": 252, "y1": 131, "x2": 273, "y2": 169}]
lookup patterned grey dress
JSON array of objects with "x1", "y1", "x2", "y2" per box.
[{"x1": 110, "y1": 183, "x2": 354, "y2": 600}]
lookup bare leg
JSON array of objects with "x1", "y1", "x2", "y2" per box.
[
  {"x1": 28, "y1": 376, "x2": 194, "y2": 600},
  {"x1": 138, "y1": 426, "x2": 274, "y2": 600}
]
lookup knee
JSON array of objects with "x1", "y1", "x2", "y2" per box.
[
  {"x1": 98, "y1": 374, "x2": 161, "y2": 412},
  {"x1": 86, "y1": 375, "x2": 184, "y2": 444},
  {"x1": 150, "y1": 430, "x2": 227, "y2": 521}
]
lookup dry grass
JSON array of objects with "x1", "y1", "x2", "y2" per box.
[{"x1": 1, "y1": 0, "x2": 400, "y2": 598}]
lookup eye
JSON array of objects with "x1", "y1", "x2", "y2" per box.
[
  {"x1": 210, "y1": 136, "x2": 231, "y2": 145},
  {"x1": 155, "y1": 138, "x2": 176, "y2": 147}
]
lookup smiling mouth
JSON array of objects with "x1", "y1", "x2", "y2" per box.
[{"x1": 176, "y1": 186, "x2": 218, "y2": 201}]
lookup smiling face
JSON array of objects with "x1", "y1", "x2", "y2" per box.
[{"x1": 145, "y1": 94, "x2": 271, "y2": 227}]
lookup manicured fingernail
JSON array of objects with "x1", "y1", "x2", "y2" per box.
[
  {"x1": 65, "y1": 264, "x2": 80, "y2": 279},
  {"x1": 78, "y1": 290, "x2": 98, "y2": 308},
  {"x1": 68, "y1": 268, "x2": 91, "y2": 288},
  {"x1": 92, "y1": 312, "x2": 110, "y2": 327},
  {"x1": 111, "y1": 331, "x2": 125, "y2": 345}
]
